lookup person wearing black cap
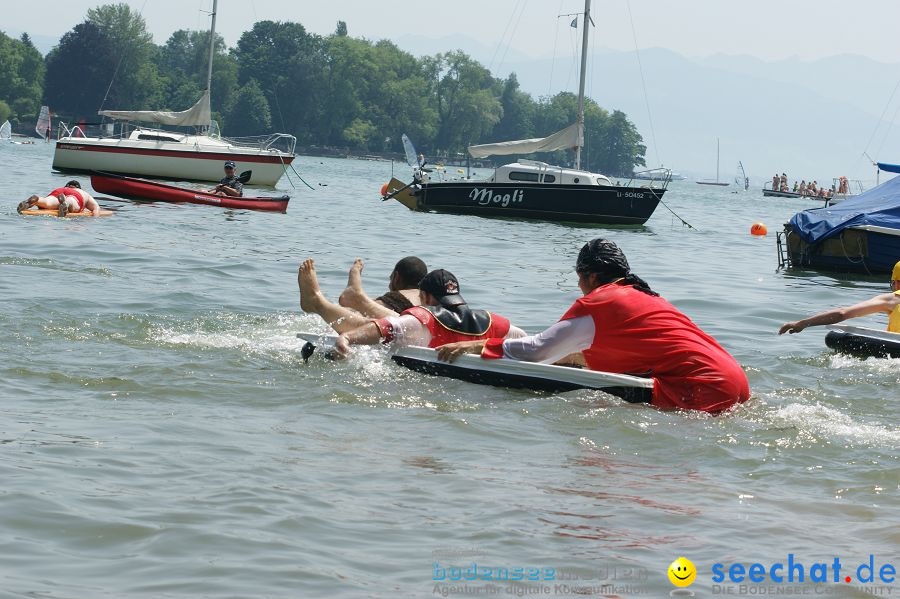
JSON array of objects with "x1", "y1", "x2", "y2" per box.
[
  {"x1": 333, "y1": 269, "x2": 525, "y2": 356},
  {"x1": 208, "y1": 161, "x2": 243, "y2": 197},
  {"x1": 436, "y1": 239, "x2": 750, "y2": 413}
]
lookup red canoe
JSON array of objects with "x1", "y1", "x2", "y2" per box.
[{"x1": 90, "y1": 173, "x2": 290, "y2": 212}]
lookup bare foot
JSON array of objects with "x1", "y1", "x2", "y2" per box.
[
  {"x1": 298, "y1": 259, "x2": 325, "y2": 313},
  {"x1": 346, "y1": 258, "x2": 364, "y2": 290},
  {"x1": 338, "y1": 258, "x2": 366, "y2": 307}
]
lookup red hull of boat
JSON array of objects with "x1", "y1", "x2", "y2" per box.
[{"x1": 90, "y1": 174, "x2": 290, "y2": 212}]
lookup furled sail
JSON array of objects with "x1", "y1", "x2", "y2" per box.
[
  {"x1": 0, "y1": 120, "x2": 11, "y2": 140},
  {"x1": 467, "y1": 123, "x2": 581, "y2": 159},
  {"x1": 98, "y1": 91, "x2": 211, "y2": 127}
]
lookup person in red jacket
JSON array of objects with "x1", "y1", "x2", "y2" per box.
[
  {"x1": 18, "y1": 180, "x2": 101, "y2": 216},
  {"x1": 333, "y1": 269, "x2": 525, "y2": 356},
  {"x1": 436, "y1": 239, "x2": 750, "y2": 413}
]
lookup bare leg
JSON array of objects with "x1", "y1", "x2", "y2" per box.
[
  {"x1": 298, "y1": 259, "x2": 370, "y2": 333},
  {"x1": 338, "y1": 258, "x2": 367, "y2": 308},
  {"x1": 338, "y1": 258, "x2": 399, "y2": 319},
  {"x1": 346, "y1": 257, "x2": 364, "y2": 292},
  {"x1": 32, "y1": 195, "x2": 62, "y2": 210}
]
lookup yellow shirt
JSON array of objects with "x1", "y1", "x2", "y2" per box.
[{"x1": 890, "y1": 290, "x2": 900, "y2": 333}]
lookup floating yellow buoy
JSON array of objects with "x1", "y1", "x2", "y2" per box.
[
  {"x1": 380, "y1": 182, "x2": 389, "y2": 197},
  {"x1": 457, "y1": 169, "x2": 464, "y2": 174},
  {"x1": 751, "y1": 222, "x2": 768, "y2": 236}
]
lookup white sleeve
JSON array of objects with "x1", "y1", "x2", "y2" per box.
[
  {"x1": 383, "y1": 314, "x2": 432, "y2": 347},
  {"x1": 500, "y1": 316, "x2": 595, "y2": 364},
  {"x1": 504, "y1": 325, "x2": 528, "y2": 339}
]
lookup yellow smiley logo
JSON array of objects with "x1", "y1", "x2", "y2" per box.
[{"x1": 668, "y1": 557, "x2": 696, "y2": 587}]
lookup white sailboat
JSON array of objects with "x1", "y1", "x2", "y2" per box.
[
  {"x1": 697, "y1": 138, "x2": 729, "y2": 186},
  {"x1": 51, "y1": 0, "x2": 296, "y2": 185},
  {"x1": 0, "y1": 120, "x2": 10, "y2": 141}
]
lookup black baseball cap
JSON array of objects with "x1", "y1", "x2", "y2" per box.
[
  {"x1": 224, "y1": 161, "x2": 236, "y2": 169},
  {"x1": 418, "y1": 269, "x2": 466, "y2": 307}
]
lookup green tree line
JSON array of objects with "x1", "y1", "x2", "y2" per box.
[{"x1": 1, "y1": 4, "x2": 646, "y2": 175}]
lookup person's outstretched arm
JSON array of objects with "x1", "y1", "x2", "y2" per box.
[
  {"x1": 334, "y1": 322, "x2": 382, "y2": 356},
  {"x1": 779, "y1": 293, "x2": 898, "y2": 334},
  {"x1": 437, "y1": 316, "x2": 594, "y2": 363},
  {"x1": 334, "y1": 314, "x2": 429, "y2": 355}
]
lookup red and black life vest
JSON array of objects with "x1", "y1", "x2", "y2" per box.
[{"x1": 403, "y1": 305, "x2": 511, "y2": 348}]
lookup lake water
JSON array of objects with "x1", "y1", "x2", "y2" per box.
[{"x1": 1, "y1": 142, "x2": 897, "y2": 598}]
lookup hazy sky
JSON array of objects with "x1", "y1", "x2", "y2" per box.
[{"x1": 3, "y1": 0, "x2": 899, "y2": 63}]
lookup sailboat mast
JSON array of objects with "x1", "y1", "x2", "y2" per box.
[
  {"x1": 716, "y1": 137, "x2": 720, "y2": 183},
  {"x1": 574, "y1": 0, "x2": 591, "y2": 171},
  {"x1": 205, "y1": 0, "x2": 218, "y2": 97}
]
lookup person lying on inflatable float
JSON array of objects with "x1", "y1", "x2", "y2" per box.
[
  {"x1": 331, "y1": 268, "x2": 526, "y2": 356},
  {"x1": 435, "y1": 239, "x2": 750, "y2": 413},
  {"x1": 18, "y1": 180, "x2": 102, "y2": 216},
  {"x1": 299, "y1": 256, "x2": 428, "y2": 333},
  {"x1": 779, "y1": 260, "x2": 900, "y2": 335}
]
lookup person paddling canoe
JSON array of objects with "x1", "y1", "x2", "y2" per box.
[
  {"x1": 779, "y1": 260, "x2": 900, "y2": 335},
  {"x1": 435, "y1": 239, "x2": 751, "y2": 413},
  {"x1": 207, "y1": 161, "x2": 243, "y2": 197},
  {"x1": 18, "y1": 180, "x2": 101, "y2": 216}
]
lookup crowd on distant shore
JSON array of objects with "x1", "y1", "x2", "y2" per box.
[{"x1": 771, "y1": 173, "x2": 850, "y2": 198}]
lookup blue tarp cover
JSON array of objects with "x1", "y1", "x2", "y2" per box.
[{"x1": 790, "y1": 174, "x2": 900, "y2": 243}]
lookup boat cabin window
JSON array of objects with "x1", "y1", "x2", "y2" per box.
[
  {"x1": 137, "y1": 134, "x2": 181, "y2": 142},
  {"x1": 508, "y1": 171, "x2": 556, "y2": 183}
]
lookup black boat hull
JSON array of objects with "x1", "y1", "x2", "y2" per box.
[
  {"x1": 411, "y1": 182, "x2": 663, "y2": 225},
  {"x1": 825, "y1": 328, "x2": 900, "y2": 359}
]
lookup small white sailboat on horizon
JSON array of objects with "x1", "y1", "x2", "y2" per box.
[{"x1": 697, "y1": 138, "x2": 730, "y2": 186}]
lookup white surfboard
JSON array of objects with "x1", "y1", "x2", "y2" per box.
[{"x1": 297, "y1": 332, "x2": 654, "y2": 402}]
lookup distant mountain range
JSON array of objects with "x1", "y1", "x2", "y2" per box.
[{"x1": 398, "y1": 34, "x2": 900, "y2": 184}]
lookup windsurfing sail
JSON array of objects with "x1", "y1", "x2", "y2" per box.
[
  {"x1": 0, "y1": 120, "x2": 10, "y2": 140},
  {"x1": 98, "y1": 91, "x2": 211, "y2": 127},
  {"x1": 467, "y1": 123, "x2": 581, "y2": 159},
  {"x1": 35, "y1": 106, "x2": 51, "y2": 140},
  {"x1": 734, "y1": 161, "x2": 749, "y2": 190},
  {"x1": 401, "y1": 133, "x2": 419, "y2": 168}
]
